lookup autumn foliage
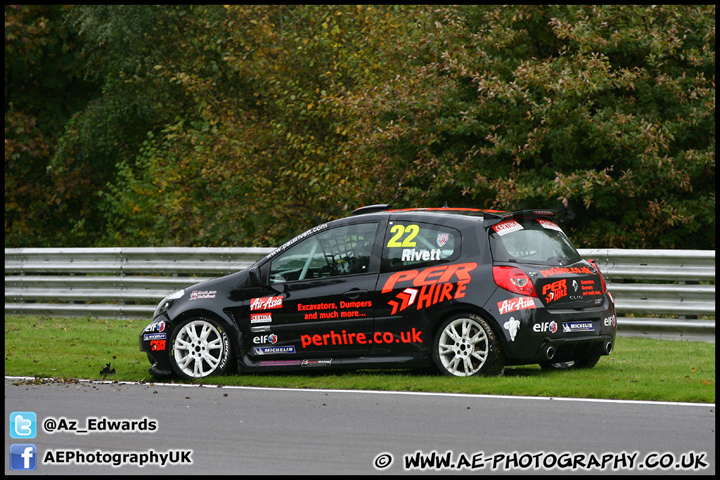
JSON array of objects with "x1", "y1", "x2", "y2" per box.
[{"x1": 5, "y1": 5, "x2": 715, "y2": 249}]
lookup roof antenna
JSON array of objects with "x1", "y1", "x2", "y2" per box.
[{"x1": 442, "y1": 201, "x2": 449, "y2": 208}]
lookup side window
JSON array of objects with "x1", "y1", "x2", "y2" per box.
[
  {"x1": 269, "y1": 223, "x2": 379, "y2": 283},
  {"x1": 382, "y1": 222, "x2": 461, "y2": 272}
]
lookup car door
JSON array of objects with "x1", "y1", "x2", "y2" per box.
[
  {"x1": 248, "y1": 221, "x2": 382, "y2": 359},
  {"x1": 373, "y1": 219, "x2": 468, "y2": 355}
]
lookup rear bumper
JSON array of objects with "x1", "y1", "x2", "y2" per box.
[
  {"x1": 492, "y1": 289, "x2": 617, "y2": 363},
  {"x1": 533, "y1": 334, "x2": 615, "y2": 363}
]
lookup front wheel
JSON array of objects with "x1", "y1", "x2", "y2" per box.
[
  {"x1": 539, "y1": 355, "x2": 601, "y2": 370},
  {"x1": 433, "y1": 313, "x2": 504, "y2": 377},
  {"x1": 169, "y1": 317, "x2": 233, "y2": 380}
]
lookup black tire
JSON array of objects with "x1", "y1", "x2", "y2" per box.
[
  {"x1": 432, "y1": 313, "x2": 505, "y2": 377},
  {"x1": 539, "y1": 355, "x2": 601, "y2": 370},
  {"x1": 169, "y1": 316, "x2": 233, "y2": 380}
]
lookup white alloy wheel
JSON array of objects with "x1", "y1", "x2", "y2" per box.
[
  {"x1": 434, "y1": 314, "x2": 503, "y2": 377},
  {"x1": 170, "y1": 318, "x2": 231, "y2": 379}
]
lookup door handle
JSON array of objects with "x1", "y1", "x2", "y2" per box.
[{"x1": 343, "y1": 289, "x2": 368, "y2": 299}]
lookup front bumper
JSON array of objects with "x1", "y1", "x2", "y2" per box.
[{"x1": 139, "y1": 318, "x2": 175, "y2": 377}]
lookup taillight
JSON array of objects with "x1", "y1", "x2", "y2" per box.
[
  {"x1": 587, "y1": 259, "x2": 607, "y2": 293},
  {"x1": 493, "y1": 266, "x2": 538, "y2": 297}
]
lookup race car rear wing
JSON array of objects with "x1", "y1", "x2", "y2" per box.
[{"x1": 483, "y1": 209, "x2": 575, "y2": 227}]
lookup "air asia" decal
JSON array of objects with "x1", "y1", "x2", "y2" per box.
[
  {"x1": 497, "y1": 296, "x2": 537, "y2": 315},
  {"x1": 250, "y1": 295, "x2": 283, "y2": 311}
]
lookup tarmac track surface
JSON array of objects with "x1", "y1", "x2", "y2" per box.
[{"x1": 4, "y1": 377, "x2": 715, "y2": 475}]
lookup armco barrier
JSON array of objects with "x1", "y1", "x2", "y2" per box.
[
  {"x1": 4, "y1": 247, "x2": 273, "y2": 320},
  {"x1": 577, "y1": 249, "x2": 715, "y2": 342},
  {"x1": 5, "y1": 247, "x2": 715, "y2": 342}
]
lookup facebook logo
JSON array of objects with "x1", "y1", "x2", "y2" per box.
[
  {"x1": 10, "y1": 444, "x2": 37, "y2": 470},
  {"x1": 10, "y1": 411, "x2": 37, "y2": 439}
]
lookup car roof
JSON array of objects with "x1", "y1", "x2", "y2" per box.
[
  {"x1": 351, "y1": 204, "x2": 503, "y2": 217},
  {"x1": 350, "y1": 204, "x2": 574, "y2": 226}
]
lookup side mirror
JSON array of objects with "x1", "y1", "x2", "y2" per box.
[{"x1": 248, "y1": 266, "x2": 261, "y2": 286}]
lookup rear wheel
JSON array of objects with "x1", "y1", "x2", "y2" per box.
[
  {"x1": 539, "y1": 355, "x2": 601, "y2": 370},
  {"x1": 169, "y1": 317, "x2": 233, "y2": 380},
  {"x1": 433, "y1": 313, "x2": 504, "y2": 377}
]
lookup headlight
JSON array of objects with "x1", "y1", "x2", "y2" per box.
[{"x1": 153, "y1": 289, "x2": 185, "y2": 318}]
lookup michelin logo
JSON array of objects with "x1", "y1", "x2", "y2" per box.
[
  {"x1": 503, "y1": 317, "x2": 521, "y2": 341},
  {"x1": 253, "y1": 346, "x2": 296, "y2": 355}
]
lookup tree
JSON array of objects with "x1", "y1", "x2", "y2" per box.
[
  {"x1": 5, "y1": 5, "x2": 97, "y2": 246},
  {"x1": 6, "y1": 5, "x2": 714, "y2": 250},
  {"x1": 103, "y1": 5, "x2": 422, "y2": 246},
  {"x1": 341, "y1": 5, "x2": 715, "y2": 248}
]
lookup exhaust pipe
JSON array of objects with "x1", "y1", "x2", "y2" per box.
[
  {"x1": 545, "y1": 346, "x2": 555, "y2": 360},
  {"x1": 605, "y1": 342, "x2": 613, "y2": 355}
]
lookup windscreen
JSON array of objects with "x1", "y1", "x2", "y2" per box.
[{"x1": 489, "y1": 218, "x2": 581, "y2": 266}]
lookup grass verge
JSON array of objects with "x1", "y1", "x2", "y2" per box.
[{"x1": 4, "y1": 315, "x2": 715, "y2": 403}]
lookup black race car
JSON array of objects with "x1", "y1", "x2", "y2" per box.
[{"x1": 140, "y1": 205, "x2": 616, "y2": 379}]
